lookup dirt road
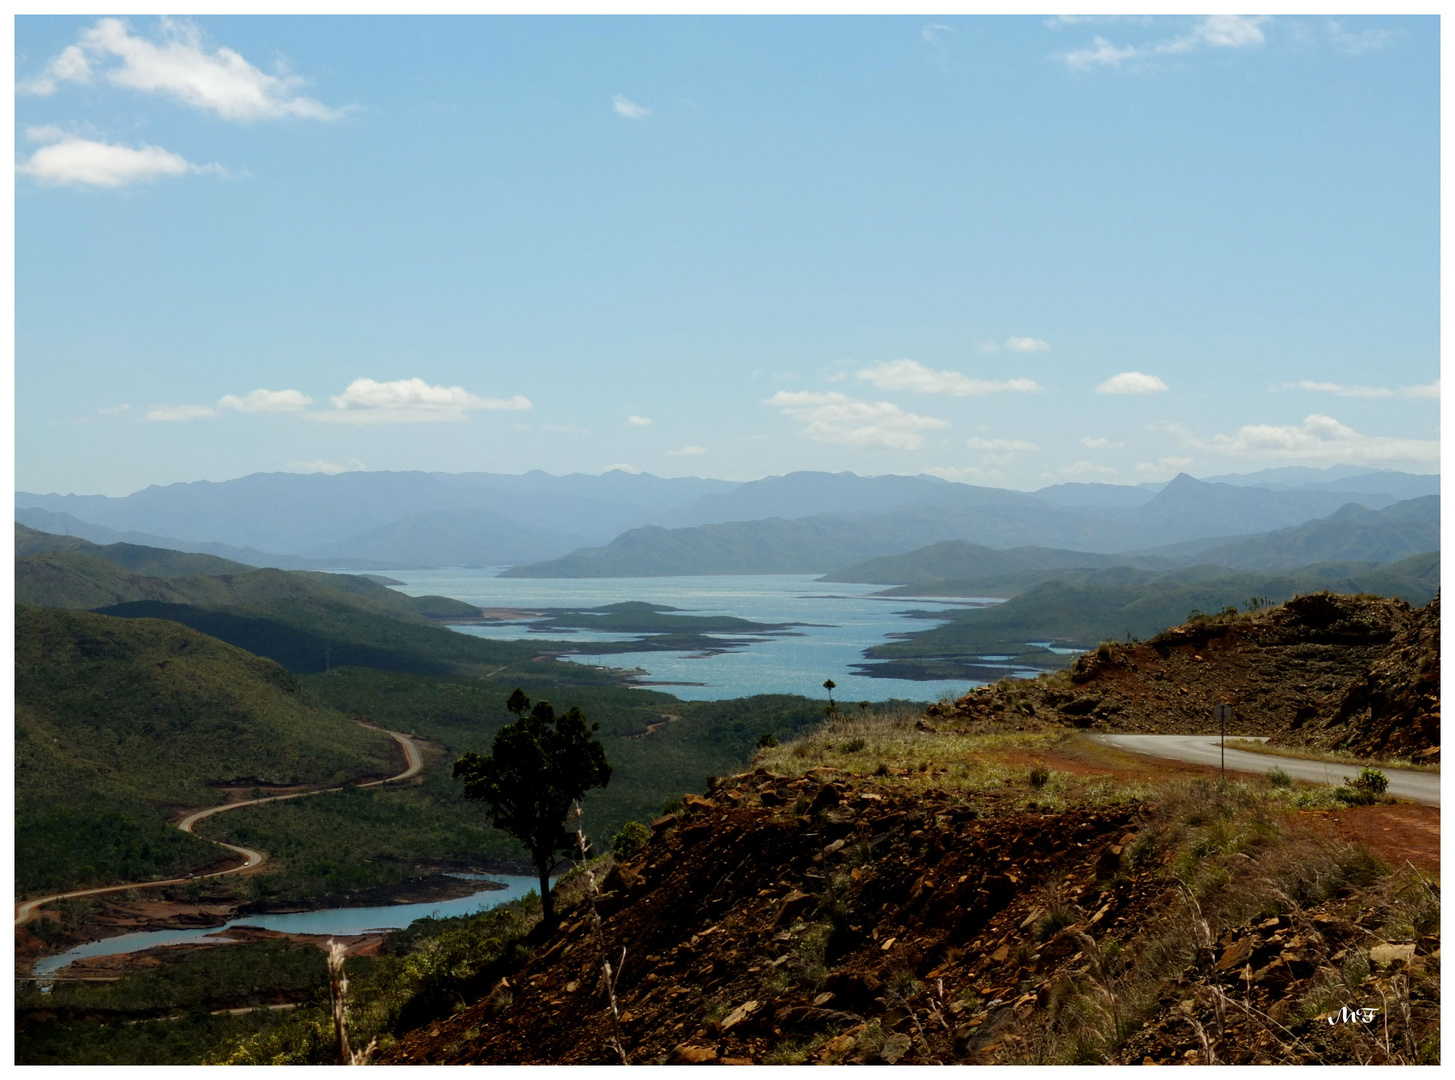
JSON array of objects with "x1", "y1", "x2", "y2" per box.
[
  {"x1": 14, "y1": 727, "x2": 425, "y2": 928},
  {"x1": 1085, "y1": 733, "x2": 1440, "y2": 805}
]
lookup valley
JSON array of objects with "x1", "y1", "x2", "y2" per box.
[{"x1": 12, "y1": 465, "x2": 1440, "y2": 1065}]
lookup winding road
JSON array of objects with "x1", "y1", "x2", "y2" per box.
[
  {"x1": 1085, "y1": 734, "x2": 1441, "y2": 806},
  {"x1": 14, "y1": 727, "x2": 425, "y2": 928}
]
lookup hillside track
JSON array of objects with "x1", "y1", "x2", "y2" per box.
[
  {"x1": 1085, "y1": 733, "x2": 1440, "y2": 805},
  {"x1": 13, "y1": 726, "x2": 424, "y2": 928}
]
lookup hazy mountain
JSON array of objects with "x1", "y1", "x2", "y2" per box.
[
  {"x1": 1185, "y1": 496, "x2": 1439, "y2": 570},
  {"x1": 15, "y1": 469, "x2": 732, "y2": 554},
  {"x1": 821, "y1": 541, "x2": 1176, "y2": 585},
  {"x1": 1200, "y1": 466, "x2": 1439, "y2": 499},
  {"x1": 504, "y1": 474, "x2": 1402, "y2": 577},
  {"x1": 659, "y1": 471, "x2": 1039, "y2": 527},
  {"x1": 14, "y1": 507, "x2": 393, "y2": 571},
  {"x1": 301, "y1": 507, "x2": 595, "y2": 567},
  {"x1": 1030, "y1": 481, "x2": 1165, "y2": 509},
  {"x1": 16, "y1": 466, "x2": 1433, "y2": 573}
]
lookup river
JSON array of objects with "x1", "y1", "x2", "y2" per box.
[{"x1": 32, "y1": 875, "x2": 540, "y2": 979}]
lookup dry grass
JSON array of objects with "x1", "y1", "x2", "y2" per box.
[
  {"x1": 1225, "y1": 739, "x2": 1439, "y2": 774},
  {"x1": 753, "y1": 708, "x2": 1156, "y2": 812},
  {"x1": 1004, "y1": 776, "x2": 1437, "y2": 1065}
]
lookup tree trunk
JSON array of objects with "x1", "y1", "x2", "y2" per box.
[{"x1": 537, "y1": 861, "x2": 555, "y2": 928}]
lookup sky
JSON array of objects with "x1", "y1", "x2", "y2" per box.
[{"x1": 13, "y1": 13, "x2": 1440, "y2": 497}]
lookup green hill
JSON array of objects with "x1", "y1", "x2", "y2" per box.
[
  {"x1": 14, "y1": 607, "x2": 402, "y2": 896},
  {"x1": 822, "y1": 540, "x2": 1172, "y2": 586},
  {"x1": 15, "y1": 522, "x2": 255, "y2": 576},
  {"x1": 13, "y1": 546, "x2": 607, "y2": 682},
  {"x1": 863, "y1": 557, "x2": 1441, "y2": 678}
]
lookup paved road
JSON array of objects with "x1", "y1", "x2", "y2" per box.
[
  {"x1": 14, "y1": 728, "x2": 425, "y2": 928},
  {"x1": 1086, "y1": 734, "x2": 1440, "y2": 806}
]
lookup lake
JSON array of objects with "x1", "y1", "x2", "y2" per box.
[
  {"x1": 375, "y1": 570, "x2": 1027, "y2": 702},
  {"x1": 32, "y1": 875, "x2": 540, "y2": 979}
]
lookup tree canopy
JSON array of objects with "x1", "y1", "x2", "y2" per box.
[{"x1": 453, "y1": 689, "x2": 612, "y2": 926}]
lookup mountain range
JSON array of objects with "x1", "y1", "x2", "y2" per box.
[{"x1": 16, "y1": 465, "x2": 1438, "y2": 575}]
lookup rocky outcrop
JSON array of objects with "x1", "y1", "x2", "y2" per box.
[
  {"x1": 1276, "y1": 595, "x2": 1439, "y2": 760},
  {"x1": 929, "y1": 593, "x2": 1438, "y2": 756}
]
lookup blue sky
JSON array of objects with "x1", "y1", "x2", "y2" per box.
[{"x1": 14, "y1": 14, "x2": 1439, "y2": 496}]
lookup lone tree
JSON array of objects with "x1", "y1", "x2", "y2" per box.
[{"x1": 453, "y1": 689, "x2": 612, "y2": 928}]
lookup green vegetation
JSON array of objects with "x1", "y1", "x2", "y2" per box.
[
  {"x1": 15, "y1": 522, "x2": 255, "y2": 576},
  {"x1": 863, "y1": 562, "x2": 1439, "y2": 677},
  {"x1": 16, "y1": 938, "x2": 334, "y2": 1066},
  {"x1": 215, "y1": 890, "x2": 552, "y2": 1064},
  {"x1": 454, "y1": 690, "x2": 613, "y2": 925},
  {"x1": 15, "y1": 607, "x2": 399, "y2": 895},
  {"x1": 16, "y1": 549, "x2": 616, "y2": 680},
  {"x1": 190, "y1": 671, "x2": 841, "y2": 904}
]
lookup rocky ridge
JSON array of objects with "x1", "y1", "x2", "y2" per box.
[
  {"x1": 929, "y1": 593, "x2": 1438, "y2": 756},
  {"x1": 380, "y1": 761, "x2": 1437, "y2": 1065}
]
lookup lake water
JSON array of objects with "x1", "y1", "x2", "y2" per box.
[
  {"x1": 33, "y1": 577, "x2": 1011, "y2": 972},
  {"x1": 32, "y1": 875, "x2": 540, "y2": 978},
  {"x1": 379, "y1": 570, "x2": 1013, "y2": 703}
]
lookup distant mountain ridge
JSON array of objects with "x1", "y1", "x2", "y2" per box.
[{"x1": 16, "y1": 465, "x2": 1436, "y2": 573}]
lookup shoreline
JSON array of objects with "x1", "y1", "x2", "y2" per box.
[{"x1": 16, "y1": 868, "x2": 530, "y2": 980}]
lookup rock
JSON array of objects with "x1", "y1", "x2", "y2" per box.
[
  {"x1": 719, "y1": 999, "x2": 760, "y2": 1031},
  {"x1": 669, "y1": 1045, "x2": 719, "y2": 1064},
  {"x1": 880, "y1": 1033, "x2": 912, "y2": 1064},
  {"x1": 1368, "y1": 943, "x2": 1416, "y2": 968},
  {"x1": 775, "y1": 890, "x2": 817, "y2": 928},
  {"x1": 684, "y1": 794, "x2": 717, "y2": 812}
]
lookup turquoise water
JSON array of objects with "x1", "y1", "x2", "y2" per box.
[
  {"x1": 378, "y1": 570, "x2": 1005, "y2": 703},
  {"x1": 32, "y1": 875, "x2": 540, "y2": 978}
]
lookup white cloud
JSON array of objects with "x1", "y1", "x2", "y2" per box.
[
  {"x1": 1280, "y1": 379, "x2": 1439, "y2": 400},
  {"x1": 287, "y1": 459, "x2": 360, "y2": 475},
  {"x1": 1096, "y1": 371, "x2": 1169, "y2": 395},
  {"x1": 1080, "y1": 436, "x2": 1123, "y2": 449},
  {"x1": 766, "y1": 390, "x2": 949, "y2": 451},
  {"x1": 966, "y1": 436, "x2": 1037, "y2": 452},
  {"x1": 1005, "y1": 337, "x2": 1050, "y2": 353},
  {"x1": 1065, "y1": 35, "x2": 1140, "y2": 70},
  {"x1": 669, "y1": 445, "x2": 707, "y2": 456},
  {"x1": 17, "y1": 134, "x2": 223, "y2": 188},
  {"x1": 1203, "y1": 414, "x2": 1438, "y2": 466},
  {"x1": 1327, "y1": 20, "x2": 1393, "y2": 54},
  {"x1": 856, "y1": 359, "x2": 1042, "y2": 397},
  {"x1": 1197, "y1": 15, "x2": 1269, "y2": 49},
  {"x1": 144, "y1": 403, "x2": 215, "y2": 421},
  {"x1": 19, "y1": 17, "x2": 344, "y2": 121},
  {"x1": 17, "y1": 44, "x2": 92, "y2": 95},
  {"x1": 613, "y1": 94, "x2": 649, "y2": 119},
  {"x1": 626, "y1": 414, "x2": 653, "y2": 426},
  {"x1": 219, "y1": 388, "x2": 313, "y2": 413},
  {"x1": 312, "y1": 378, "x2": 532, "y2": 423},
  {"x1": 1064, "y1": 15, "x2": 1269, "y2": 70},
  {"x1": 1060, "y1": 460, "x2": 1117, "y2": 476},
  {"x1": 1045, "y1": 16, "x2": 1154, "y2": 30}
]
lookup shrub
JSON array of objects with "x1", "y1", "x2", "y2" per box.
[
  {"x1": 842, "y1": 737, "x2": 867, "y2": 754},
  {"x1": 756, "y1": 732, "x2": 778, "y2": 749},
  {"x1": 1267, "y1": 767, "x2": 1292, "y2": 789},
  {"x1": 1354, "y1": 767, "x2": 1389, "y2": 795},
  {"x1": 1029, "y1": 764, "x2": 1051, "y2": 789},
  {"x1": 610, "y1": 821, "x2": 651, "y2": 860}
]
